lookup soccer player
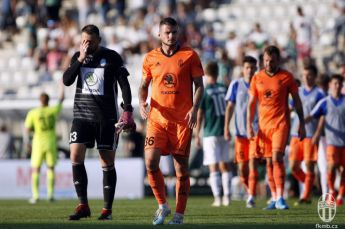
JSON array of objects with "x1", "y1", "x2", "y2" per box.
[
  {"x1": 224, "y1": 56, "x2": 260, "y2": 208},
  {"x1": 195, "y1": 61, "x2": 231, "y2": 207},
  {"x1": 24, "y1": 83, "x2": 64, "y2": 204},
  {"x1": 247, "y1": 45, "x2": 306, "y2": 210},
  {"x1": 289, "y1": 64, "x2": 325, "y2": 205},
  {"x1": 63, "y1": 24, "x2": 135, "y2": 220},
  {"x1": 308, "y1": 74, "x2": 345, "y2": 206},
  {"x1": 139, "y1": 17, "x2": 204, "y2": 225}
]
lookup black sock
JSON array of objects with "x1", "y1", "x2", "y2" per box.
[
  {"x1": 103, "y1": 164, "x2": 116, "y2": 210},
  {"x1": 72, "y1": 163, "x2": 88, "y2": 205}
]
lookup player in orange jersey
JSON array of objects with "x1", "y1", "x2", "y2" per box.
[
  {"x1": 139, "y1": 17, "x2": 204, "y2": 225},
  {"x1": 247, "y1": 46, "x2": 306, "y2": 210}
]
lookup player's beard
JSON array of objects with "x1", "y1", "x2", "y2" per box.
[{"x1": 162, "y1": 40, "x2": 177, "y2": 48}]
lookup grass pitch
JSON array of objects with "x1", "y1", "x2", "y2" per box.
[{"x1": 0, "y1": 197, "x2": 344, "y2": 229}]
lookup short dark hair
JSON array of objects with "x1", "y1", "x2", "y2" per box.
[
  {"x1": 205, "y1": 61, "x2": 219, "y2": 78},
  {"x1": 243, "y1": 56, "x2": 257, "y2": 66},
  {"x1": 40, "y1": 92, "x2": 49, "y2": 105},
  {"x1": 159, "y1": 17, "x2": 178, "y2": 27},
  {"x1": 81, "y1": 24, "x2": 100, "y2": 36},
  {"x1": 264, "y1": 45, "x2": 280, "y2": 59},
  {"x1": 304, "y1": 64, "x2": 318, "y2": 76},
  {"x1": 330, "y1": 74, "x2": 344, "y2": 84}
]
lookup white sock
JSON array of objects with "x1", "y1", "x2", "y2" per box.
[
  {"x1": 209, "y1": 171, "x2": 221, "y2": 197},
  {"x1": 221, "y1": 171, "x2": 232, "y2": 196}
]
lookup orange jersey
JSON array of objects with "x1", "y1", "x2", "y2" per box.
[
  {"x1": 142, "y1": 46, "x2": 204, "y2": 124},
  {"x1": 249, "y1": 69, "x2": 298, "y2": 130}
]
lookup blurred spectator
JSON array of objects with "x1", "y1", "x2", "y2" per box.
[
  {"x1": 217, "y1": 50, "x2": 232, "y2": 87},
  {"x1": 0, "y1": 124, "x2": 16, "y2": 159},
  {"x1": 45, "y1": 0, "x2": 62, "y2": 22},
  {"x1": 184, "y1": 22, "x2": 202, "y2": 50},
  {"x1": 225, "y1": 31, "x2": 243, "y2": 66},
  {"x1": 292, "y1": 6, "x2": 314, "y2": 61},
  {"x1": 248, "y1": 23, "x2": 270, "y2": 51},
  {"x1": 26, "y1": 14, "x2": 38, "y2": 57},
  {"x1": 201, "y1": 26, "x2": 217, "y2": 63},
  {"x1": 77, "y1": 0, "x2": 93, "y2": 29},
  {"x1": 0, "y1": 0, "x2": 17, "y2": 41},
  {"x1": 95, "y1": 0, "x2": 110, "y2": 26},
  {"x1": 333, "y1": 0, "x2": 345, "y2": 57}
]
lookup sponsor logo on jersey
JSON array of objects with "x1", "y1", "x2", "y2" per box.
[
  {"x1": 85, "y1": 72, "x2": 99, "y2": 86},
  {"x1": 163, "y1": 73, "x2": 176, "y2": 88}
]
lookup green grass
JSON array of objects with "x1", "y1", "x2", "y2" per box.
[{"x1": 0, "y1": 197, "x2": 344, "y2": 229}]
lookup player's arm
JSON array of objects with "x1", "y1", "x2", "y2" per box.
[
  {"x1": 117, "y1": 69, "x2": 132, "y2": 111},
  {"x1": 63, "y1": 53, "x2": 81, "y2": 86},
  {"x1": 311, "y1": 115, "x2": 325, "y2": 145},
  {"x1": 138, "y1": 77, "x2": 151, "y2": 120},
  {"x1": 224, "y1": 102, "x2": 234, "y2": 141},
  {"x1": 195, "y1": 108, "x2": 204, "y2": 148},
  {"x1": 185, "y1": 76, "x2": 204, "y2": 129},
  {"x1": 58, "y1": 80, "x2": 65, "y2": 104},
  {"x1": 247, "y1": 93, "x2": 257, "y2": 139},
  {"x1": 291, "y1": 91, "x2": 306, "y2": 140}
]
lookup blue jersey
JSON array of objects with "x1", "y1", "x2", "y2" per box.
[
  {"x1": 311, "y1": 95, "x2": 345, "y2": 147},
  {"x1": 291, "y1": 86, "x2": 325, "y2": 138},
  {"x1": 225, "y1": 78, "x2": 258, "y2": 137}
]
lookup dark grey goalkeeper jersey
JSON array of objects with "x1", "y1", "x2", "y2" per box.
[{"x1": 63, "y1": 46, "x2": 129, "y2": 121}]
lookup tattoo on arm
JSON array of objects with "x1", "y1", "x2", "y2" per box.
[{"x1": 192, "y1": 77, "x2": 204, "y2": 109}]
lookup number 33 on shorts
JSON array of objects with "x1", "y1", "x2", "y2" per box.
[
  {"x1": 145, "y1": 137, "x2": 154, "y2": 146},
  {"x1": 69, "y1": 132, "x2": 77, "y2": 143}
]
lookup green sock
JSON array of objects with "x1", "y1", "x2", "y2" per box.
[
  {"x1": 47, "y1": 169, "x2": 55, "y2": 200},
  {"x1": 31, "y1": 171, "x2": 39, "y2": 200}
]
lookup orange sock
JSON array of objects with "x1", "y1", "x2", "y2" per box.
[
  {"x1": 292, "y1": 168, "x2": 306, "y2": 183},
  {"x1": 147, "y1": 169, "x2": 166, "y2": 205},
  {"x1": 273, "y1": 162, "x2": 285, "y2": 197},
  {"x1": 338, "y1": 170, "x2": 345, "y2": 198},
  {"x1": 175, "y1": 173, "x2": 190, "y2": 214},
  {"x1": 248, "y1": 169, "x2": 258, "y2": 196},
  {"x1": 266, "y1": 163, "x2": 276, "y2": 198},
  {"x1": 327, "y1": 171, "x2": 336, "y2": 194},
  {"x1": 302, "y1": 172, "x2": 314, "y2": 200}
]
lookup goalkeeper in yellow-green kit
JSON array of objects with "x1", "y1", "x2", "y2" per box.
[{"x1": 24, "y1": 82, "x2": 64, "y2": 204}]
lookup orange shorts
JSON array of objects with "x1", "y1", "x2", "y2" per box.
[
  {"x1": 257, "y1": 125, "x2": 289, "y2": 158},
  {"x1": 145, "y1": 119, "x2": 192, "y2": 157},
  {"x1": 326, "y1": 146, "x2": 345, "y2": 165},
  {"x1": 289, "y1": 137, "x2": 318, "y2": 162},
  {"x1": 234, "y1": 136, "x2": 261, "y2": 163}
]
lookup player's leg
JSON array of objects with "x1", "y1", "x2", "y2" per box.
[
  {"x1": 247, "y1": 158, "x2": 259, "y2": 208},
  {"x1": 264, "y1": 157, "x2": 277, "y2": 210},
  {"x1": 68, "y1": 120, "x2": 94, "y2": 220},
  {"x1": 298, "y1": 139, "x2": 317, "y2": 204},
  {"x1": 219, "y1": 137, "x2": 232, "y2": 206},
  {"x1": 289, "y1": 137, "x2": 306, "y2": 183},
  {"x1": 326, "y1": 146, "x2": 338, "y2": 199},
  {"x1": 203, "y1": 136, "x2": 223, "y2": 206},
  {"x1": 145, "y1": 120, "x2": 171, "y2": 225},
  {"x1": 97, "y1": 119, "x2": 119, "y2": 220},
  {"x1": 335, "y1": 147, "x2": 345, "y2": 206},
  {"x1": 169, "y1": 154, "x2": 189, "y2": 225},
  {"x1": 29, "y1": 144, "x2": 44, "y2": 204},
  {"x1": 208, "y1": 163, "x2": 222, "y2": 206},
  {"x1": 46, "y1": 147, "x2": 58, "y2": 202},
  {"x1": 235, "y1": 137, "x2": 249, "y2": 191},
  {"x1": 69, "y1": 143, "x2": 90, "y2": 220}
]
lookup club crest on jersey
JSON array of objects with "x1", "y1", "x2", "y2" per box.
[
  {"x1": 100, "y1": 58, "x2": 106, "y2": 66},
  {"x1": 85, "y1": 72, "x2": 99, "y2": 86},
  {"x1": 163, "y1": 74, "x2": 176, "y2": 88}
]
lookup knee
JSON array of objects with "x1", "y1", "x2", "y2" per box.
[
  {"x1": 145, "y1": 159, "x2": 159, "y2": 172},
  {"x1": 176, "y1": 171, "x2": 189, "y2": 181},
  {"x1": 272, "y1": 152, "x2": 283, "y2": 163}
]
